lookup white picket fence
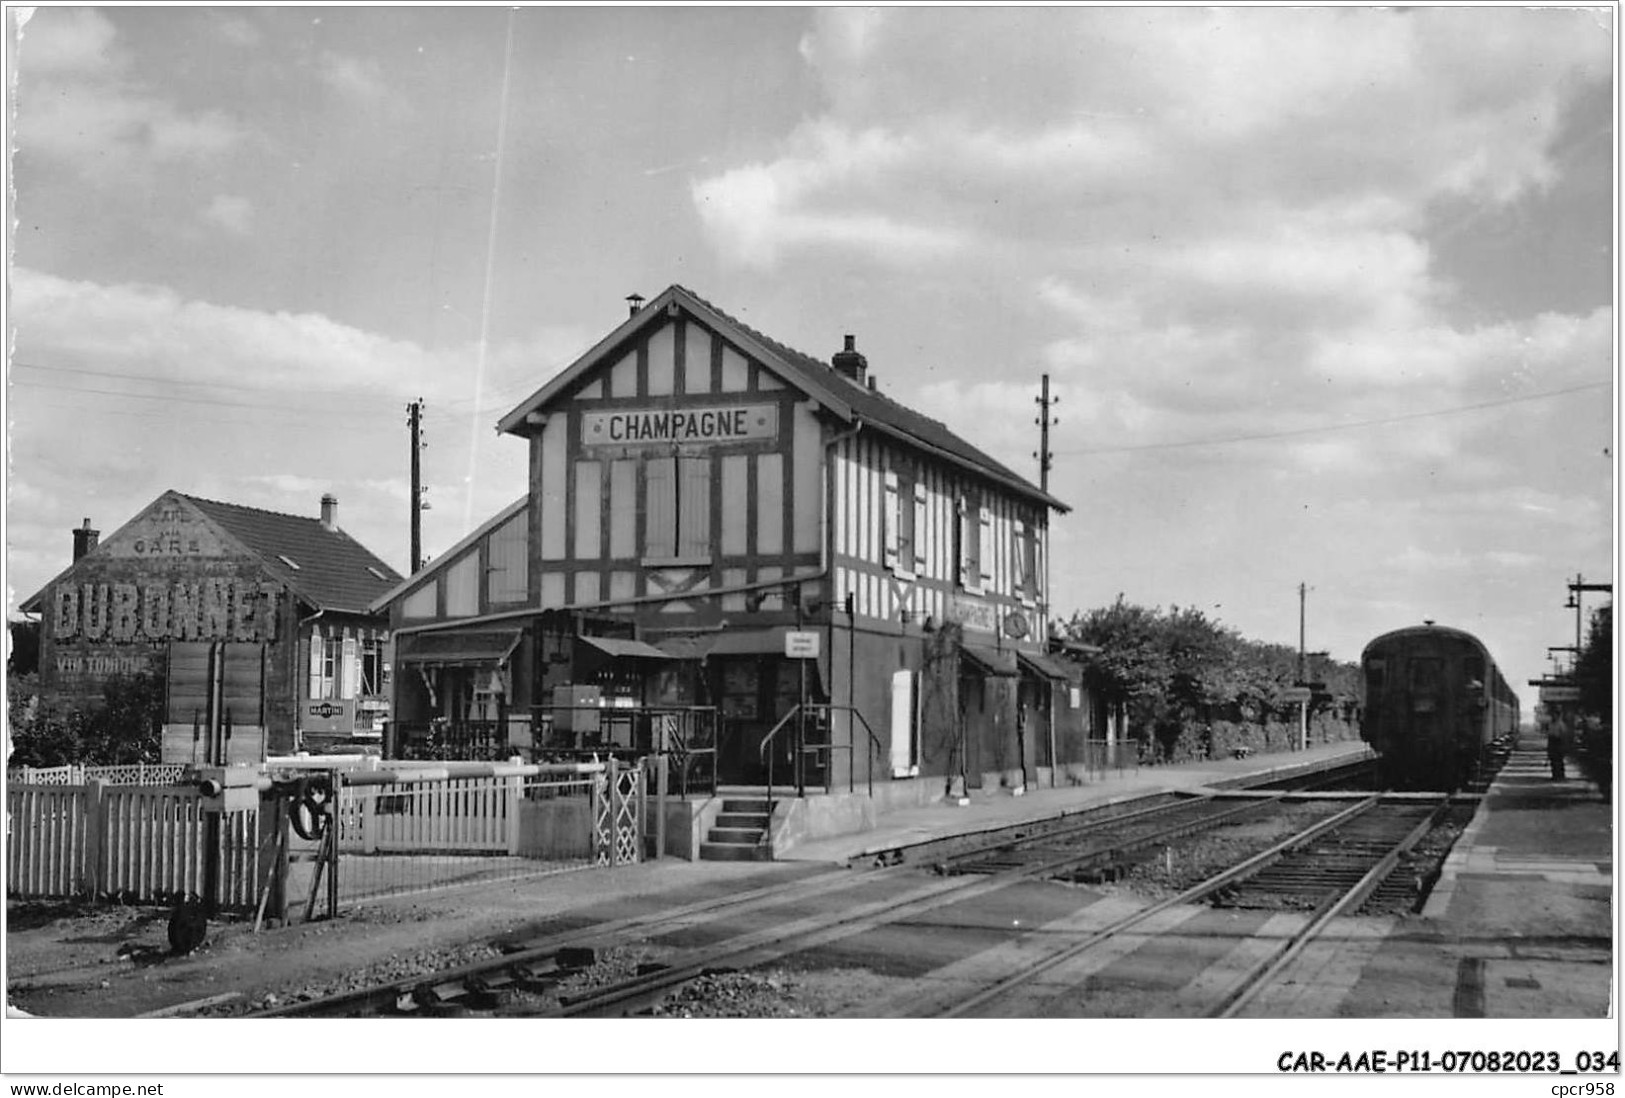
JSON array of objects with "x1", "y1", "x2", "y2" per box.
[
  {"x1": 337, "y1": 776, "x2": 517, "y2": 854},
  {"x1": 7, "y1": 780, "x2": 258, "y2": 907}
]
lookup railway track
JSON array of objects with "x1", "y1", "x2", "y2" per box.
[
  {"x1": 926, "y1": 794, "x2": 1448, "y2": 1019},
  {"x1": 253, "y1": 787, "x2": 1391, "y2": 1019}
]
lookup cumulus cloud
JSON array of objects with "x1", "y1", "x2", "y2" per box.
[{"x1": 15, "y1": 8, "x2": 246, "y2": 181}]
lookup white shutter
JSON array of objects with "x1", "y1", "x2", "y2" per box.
[
  {"x1": 890, "y1": 670, "x2": 918, "y2": 777},
  {"x1": 913, "y1": 482, "x2": 928, "y2": 573},
  {"x1": 1012, "y1": 519, "x2": 1027, "y2": 600},
  {"x1": 308, "y1": 627, "x2": 323, "y2": 700},
  {"x1": 342, "y1": 631, "x2": 359, "y2": 700},
  {"x1": 883, "y1": 470, "x2": 900, "y2": 570},
  {"x1": 978, "y1": 506, "x2": 994, "y2": 592}
]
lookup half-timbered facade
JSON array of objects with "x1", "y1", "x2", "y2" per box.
[{"x1": 378, "y1": 286, "x2": 1080, "y2": 791}]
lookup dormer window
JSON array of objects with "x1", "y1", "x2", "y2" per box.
[{"x1": 278, "y1": 554, "x2": 302, "y2": 571}]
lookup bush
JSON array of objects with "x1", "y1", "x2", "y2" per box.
[{"x1": 6, "y1": 671, "x2": 162, "y2": 768}]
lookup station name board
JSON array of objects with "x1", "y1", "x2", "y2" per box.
[{"x1": 582, "y1": 404, "x2": 777, "y2": 447}]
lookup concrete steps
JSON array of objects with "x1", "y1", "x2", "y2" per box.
[{"x1": 699, "y1": 797, "x2": 773, "y2": 861}]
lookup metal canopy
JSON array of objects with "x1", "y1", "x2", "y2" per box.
[
  {"x1": 1016, "y1": 650, "x2": 1080, "y2": 682},
  {"x1": 653, "y1": 627, "x2": 796, "y2": 660},
  {"x1": 395, "y1": 628, "x2": 523, "y2": 667},
  {"x1": 960, "y1": 643, "x2": 1019, "y2": 677},
  {"x1": 576, "y1": 636, "x2": 676, "y2": 661}
]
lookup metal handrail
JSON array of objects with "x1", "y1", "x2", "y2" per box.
[
  {"x1": 758, "y1": 705, "x2": 803, "y2": 798},
  {"x1": 759, "y1": 703, "x2": 884, "y2": 797}
]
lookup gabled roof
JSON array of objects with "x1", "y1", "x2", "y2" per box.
[
  {"x1": 19, "y1": 491, "x2": 403, "y2": 617},
  {"x1": 368, "y1": 495, "x2": 528, "y2": 613},
  {"x1": 183, "y1": 495, "x2": 403, "y2": 614},
  {"x1": 497, "y1": 285, "x2": 1069, "y2": 513}
]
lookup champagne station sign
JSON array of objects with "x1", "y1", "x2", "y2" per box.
[{"x1": 581, "y1": 404, "x2": 778, "y2": 447}]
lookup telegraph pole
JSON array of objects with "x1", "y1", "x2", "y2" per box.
[
  {"x1": 407, "y1": 399, "x2": 425, "y2": 573},
  {"x1": 1566, "y1": 574, "x2": 1612, "y2": 653},
  {"x1": 1033, "y1": 374, "x2": 1057, "y2": 493}
]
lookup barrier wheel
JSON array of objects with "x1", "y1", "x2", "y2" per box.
[{"x1": 168, "y1": 900, "x2": 208, "y2": 955}]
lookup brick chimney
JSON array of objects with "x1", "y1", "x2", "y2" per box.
[
  {"x1": 71, "y1": 518, "x2": 99, "y2": 562},
  {"x1": 832, "y1": 334, "x2": 867, "y2": 385},
  {"x1": 320, "y1": 494, "x2": 338, "y2": 532}
]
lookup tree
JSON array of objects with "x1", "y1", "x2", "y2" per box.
[
  {"x1": 7, "y1": 619, "x2": 40, "y2": 676},
  {"x1": 1574, "y1": 603, "x2": 1612, "y2": 798}
]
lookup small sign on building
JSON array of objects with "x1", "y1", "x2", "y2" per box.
[{"x1": 784, "y1": 631, "x2": 820, "y2": 659}]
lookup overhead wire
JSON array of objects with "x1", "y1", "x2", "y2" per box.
[{"x1": 1052, "y1": 380, "x2": 1612, "y2": 456}]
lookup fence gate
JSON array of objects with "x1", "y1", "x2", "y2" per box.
[{"x1": 593, "y1": 761, "x2": 643, "y2": 866}]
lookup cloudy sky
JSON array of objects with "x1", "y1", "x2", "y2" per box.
[{"x1": 6, "y1": 6, "x2": 1614, "y2": 707}]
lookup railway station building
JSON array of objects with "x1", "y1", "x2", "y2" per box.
[
  {"x1": 373, "y1": 285, "x2": 1095, "y2": 805},
  {"x1": 20, "y1": 491, "x2": 402, "y2": 762}
]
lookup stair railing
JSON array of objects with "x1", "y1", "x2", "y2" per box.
[
  {"x1": 759, "y1": 704, "x2": 884, "y2": 797},
  {"x1": 758, "y1": 705, "x2": 805, "y2": 799}
]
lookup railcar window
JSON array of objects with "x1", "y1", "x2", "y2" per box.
[
  {"x1": 1409, "y1": 658, "x2": 1443, "y2": 690},
  {"x1": 1463, "y1": 656, "x2": 1484, "y2": 683},
  {"x1": 1365, "y1": 658, "x2": 1385, "y2": 690}
]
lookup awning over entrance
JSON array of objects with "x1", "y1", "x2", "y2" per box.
[
  {"x1": 1017, "y1": 650, "x2": 1080, "y2": 682},
  {"x1": 576, "y1": 636, "x2": 675, "y2": 660},
  {"x1": 396, "y1": 628, "x2": 522, "y2": 667},
  {"x1": 655, "y1": 628, "x2": 794, "y2": 659},
  {"x1": 960, "y1": 643, "x2": 1019, "y2": 677}
]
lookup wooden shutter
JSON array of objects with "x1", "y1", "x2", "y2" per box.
[
  {"x1": 1012, "y1": 519, "x2": 1027, "y2": 600},
  {"x1": 956, "y1": 498, "x2": 972, "y2": 589},
  {"x1": 678, "y1": 455, "x2": 711, "y2": 559},
  {"x1": 308, "y1": 627, "x2": 324, "y2": 700},
  {"x1": 341, "y1": 630, "x2": 359, "y2": 700},
  {"x1": 912, "y1": 481, "x2": 928, "y2": 573},
  {"x1": 883, "y1": 470, "x2": 900, "y2": 570},
  {"x1": 978, "y1": 506, "x2": 994, "y2": 591},
  {"x1": 645, "y1": 457, "x2": 676, "y2": 558}
]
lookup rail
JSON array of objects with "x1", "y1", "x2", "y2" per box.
[{"x1": 758, "y1": 703, "x2": 883, "y2": 798}]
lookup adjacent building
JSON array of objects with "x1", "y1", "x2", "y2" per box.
[
  {"x1": 375, "y1": 285, "x2": 1093, "y2": 792},
  {"x1": 21, "y1": 491, "x2": 402, "y2": 762}
]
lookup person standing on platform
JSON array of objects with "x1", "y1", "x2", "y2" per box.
[{"x1": 1547, "y1": 724, "x2": 1567, "y2": 780}]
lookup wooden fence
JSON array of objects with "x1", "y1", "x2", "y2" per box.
[
  {"x1": 7, "y1": 780, "x2": 259, "y2": 908},
  {"x1": 338, "y1": 777, "x2": 517, "y2": 854}
]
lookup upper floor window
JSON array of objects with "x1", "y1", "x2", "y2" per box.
[
  {"x1": 956, "y1": 494, "x2": 983, "y2": 592},
  {"x1": 360, "y1": 635, "x2": 384, "y2": 697},
  {"x1": 884, "y1": 467, "x2": 920, "y2": 578},
  {"x1": 1013, "y1": 516, "x2": 1038, "y2": 605},
  {"x1": 309, "y1": 629, "x2": 342, "y2": 700},
  {"x1": 644, "y1": 455, "x2": 712, "y2": 563}
]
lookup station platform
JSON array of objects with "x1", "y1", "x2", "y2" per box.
[
  {"x1": 1334, "y1": 734, "x2": 1615, "y2": 1018},
  {"x1": 780, "y1": 737, "x2": 1373, "y2": 864}
]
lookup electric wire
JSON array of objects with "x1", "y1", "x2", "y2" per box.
[{"x1": 1054, "y1": 380, "x2": 1611, "y2": 456}]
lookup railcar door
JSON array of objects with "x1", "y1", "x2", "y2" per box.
[{"x1": 1407, "y1": 655, "x2": 1449, "y2": 789}]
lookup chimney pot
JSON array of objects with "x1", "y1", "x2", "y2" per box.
[
  {"x1": 625, "y1": 292, "x2": 645, "y2": 318},
  {"x1": 72, "y1": 518, "x2": 100, "y2": 562},
  {"x1": 832, "y1": 334, "x2": 868, "y2": 385},
  {"x1": 320, "y1": 494, "x2": 338, "y2": 531}
]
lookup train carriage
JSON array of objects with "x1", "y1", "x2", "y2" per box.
[{"x1": 1360, "y1": 623, "x2": 1519, "y2": 791}]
